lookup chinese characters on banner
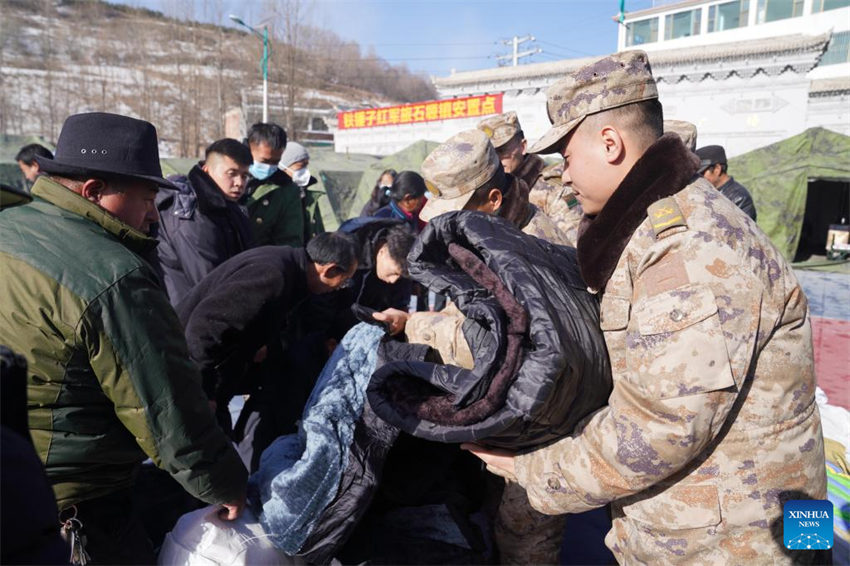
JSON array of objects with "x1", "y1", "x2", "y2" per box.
[{"x1": 338, "y1": 93, "x2": 504, "y2": 130}]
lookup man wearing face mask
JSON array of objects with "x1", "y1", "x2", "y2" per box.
[
  {"x1": 279, "y1": 141, "x2": 325, "y2": 244},
  {"x1": 243, "y1": 123, "x2": 308, "y2": 247}
]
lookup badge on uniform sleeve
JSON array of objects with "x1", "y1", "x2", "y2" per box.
[{"x1": 647, "y1": 197, "x2": 686, "y2": 238}]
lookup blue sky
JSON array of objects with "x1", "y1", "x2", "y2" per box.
[{"x1": 118, "y1": 0, "x2": 657, "y2": 78}]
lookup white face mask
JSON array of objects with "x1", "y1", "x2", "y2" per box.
[{"x1": 289, "y1": 167, "x2": 310, "y2": 187}]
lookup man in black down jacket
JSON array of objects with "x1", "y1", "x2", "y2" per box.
[
  {"x1": 276, "y1": 218, "x2": 415, "y2": 427},
  {"x1": 176, "y1": 233, "x2": 359, "y2": 467},
  {"x1": 155, "y1": 139, "x2": 254, "y2": 304},
  {"x1": 696, "y1": 144, "x2": 757, "y2": 221}
]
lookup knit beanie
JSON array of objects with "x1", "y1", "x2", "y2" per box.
[{"x1": 280, "y1": 142, "x2": 309, "y2": 167}]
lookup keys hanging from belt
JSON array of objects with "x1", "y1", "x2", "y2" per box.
[{"x1": 59, "y1": 505, "x2": 90, "y2": 566}]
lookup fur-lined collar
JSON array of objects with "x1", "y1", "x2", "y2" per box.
[{"x1": 577, "y1": 133, "x2": 700, "y2": 291}]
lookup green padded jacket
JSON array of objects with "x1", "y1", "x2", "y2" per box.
[
  {"x1": 0, "y1": 177, "x2": 247, "y2": 509},
  {"x1": 244, "y1": 172, "x2": 326, "y2": 247}
]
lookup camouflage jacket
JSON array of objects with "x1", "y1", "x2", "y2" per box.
[
  {"x1": 514, "y1": 135, "x2": 826, "y2": 564},
  {"x1": 527, "y1": 161, "x2": 583, "y2": 247},
  {"x1": 519, "y1": 203, "x2": 572, "y2": 247}
]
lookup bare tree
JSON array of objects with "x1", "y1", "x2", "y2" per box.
[
  {"x1": 39, "y1": 0, "x2": 58, "y2": 139},
  {"x1": 0, "y1": 0, "x2": 11, "y2": 135},
  {"x1": 203, "y1": 0, "x2": 227, "y2": 138},
  {"x1": 0, "y1": 0, "x2": 436, "y2": 151},
  {"x1": 267, "y1": 0, "x2": 312, "y2": 138}
]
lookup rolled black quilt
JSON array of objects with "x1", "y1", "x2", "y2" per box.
[{"x1": 367, "y1": 210, "x2": 613, "y2": 450}]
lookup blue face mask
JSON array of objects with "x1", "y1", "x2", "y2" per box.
[{"x1": 250, "y1": 162, "x2": 278, "y2": 181}]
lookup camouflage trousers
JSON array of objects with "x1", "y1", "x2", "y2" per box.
[{"x1": 496, "y1": 480, "x2": 565, "y2": 565}]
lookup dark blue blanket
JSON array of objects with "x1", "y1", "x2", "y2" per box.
[{"x1": 249, "y1": 323, "x2": 385, "y2": 553}]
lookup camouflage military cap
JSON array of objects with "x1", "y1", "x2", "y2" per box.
[
  {"x1": 529, "y1": 50, "x2": 658, "y2": 155},
  {"x1": 478, "y1": 111, "x2": 522, "y2": 149},
  {"x1": 419, "y1": 129, "x2": 501, "y2": 222},
  {"x1": 664, "y1": 119, "x2": 698, "y2": 151}
]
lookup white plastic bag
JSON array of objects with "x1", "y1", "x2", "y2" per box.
[{"x1": 158, "y1": 505, "x2": 297, "y2": 566}]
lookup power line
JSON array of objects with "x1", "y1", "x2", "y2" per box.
[
  {"x1": 360, "y1": 41, "x2": 498, "y2": 47},
  {"x1": 536, "y1": 47, "x2": 572, "y2": 59},
  {"x1": 536, "y1": 40, "x2": 595, "y2": 57},
  {"x1": 294, "y1": 54, "x2": 495, "y2": 62}
]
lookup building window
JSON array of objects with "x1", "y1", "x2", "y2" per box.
[
  {"x1": 821, "y1": 31, "x2": 850, "y2": 65},
  {"x1": 756, "y1": 0, "x2": 804, "y2": 23},
  {"x1": 665, "y1": 8, "x2": 702, "y2": 40},
  {"x1": 812, "y1": 0, "x2": 850, "y2": 12},
  {"x1": 627, "y1": 17, "x2": 659, "y2": 46},
  {"x1": 708, "y1": 1, "x2": 749, "y2": 32}
]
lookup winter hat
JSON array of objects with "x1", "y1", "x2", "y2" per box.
[
  {"x1": 419, "y1": 129, "x2": 502, "y2": 222},
  {"x1": 529, "y1": 50, "x2": 658, "y2": 155},
  {"x1": 280, "y1": 142, "x2": 309, "y2": 167}
]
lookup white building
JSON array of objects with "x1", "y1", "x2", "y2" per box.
[{"x1": 333, "y1": 0, "x2": 849, "y2": 157}]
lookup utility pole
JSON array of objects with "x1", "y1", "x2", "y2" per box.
[{"x1": 497, "y1": 35, "x2": 542, "y2": 67}]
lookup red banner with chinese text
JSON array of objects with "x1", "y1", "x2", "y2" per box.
[{"x1": 337, "y1": 94, "x2": 503, "y2": 130}]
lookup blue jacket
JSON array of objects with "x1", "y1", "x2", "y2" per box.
[
  {"x1": 155, "y1": 165, "x2": 253, "y2": 304},
  {"x1": 374, "y1": 201, "x2": 421, "y2": 232}
]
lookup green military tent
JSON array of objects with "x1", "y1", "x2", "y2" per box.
[
  {"x1": 160, "y1": 158, "x2": 198, "y2": 177},
  {"x1": 305, "y1": 148, "x2": 379, "y2": 230},
  {"x1": 274, "y1": 141, "x2": 441, "y2": 229},
  {"x1": 729, "y1": 127, "x2": 850, "y2": 261},
  {"x1": 346, "y1": 140, "x2": 441, "y2": 221}
]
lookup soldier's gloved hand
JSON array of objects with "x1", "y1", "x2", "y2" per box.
[
  {"x1": 372, "y1": 308, "x2": 410, "y2": 336},
  {"x1": 462, "y1": 443, "x2": 518, "y2": 482}
]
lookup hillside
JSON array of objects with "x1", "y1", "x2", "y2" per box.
[{"x1": 0, "y1": 0, "x2": 437, "y2": 157}]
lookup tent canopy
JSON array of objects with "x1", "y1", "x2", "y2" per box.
[
  {"x1": 347, "y1": 140, "x2": 440, "y2": 220},
  {"x1": 728, "y1": 127, "x2": 850, "y2": 260}
]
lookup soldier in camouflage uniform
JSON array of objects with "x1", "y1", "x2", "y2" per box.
[
  {"x1": 663, "y1": 119, "x2": 698, "y2": 151},
  {"x1": 530, "y1": 160, "x2": 583, "y2": 247},
  {"x1": 406, "y1": 129, "x2": 569, "y2": 565},
  {"x1": 465, "y1": 50, "x2": 827, "y2": 565},
  {"x1": 417, "y1": 128, "x2": 570, "y2": 247},
  {"x1": 478, "y1": 111, "x2": 583, "y2": 246}
]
